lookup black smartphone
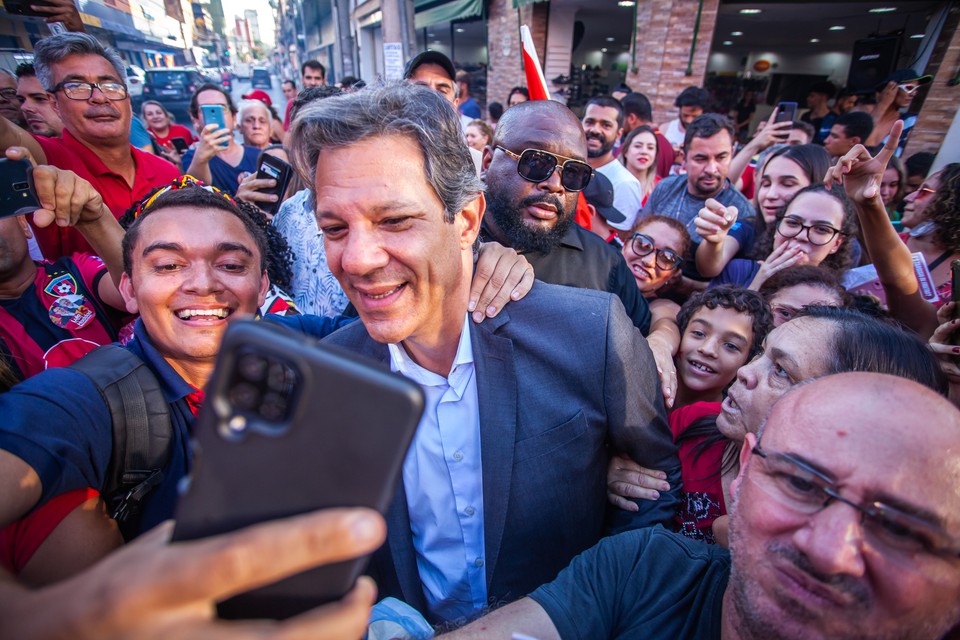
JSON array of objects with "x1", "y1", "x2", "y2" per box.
[
  {"x1": 775, "y1": 101, "x2": 798, "y2": 125},
  {"x1": 171, "y1": 319, "x2": 424, "y2": 620},
  {"x1": 0, "y1": 158, "x2": 41, "y2": 219},
  {"x1": 254, "y1": 154, "x2": 292, "y2": 215},
  {"x1": 170, "y1": 137, "x2": 189, "y2": 153},
  {"x1": 2, "y1": 0, "x2": 52, "y2": 18}
]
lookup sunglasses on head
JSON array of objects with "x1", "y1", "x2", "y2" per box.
[{"x1": 496, "y1": 146, "x2": 593, "y2": 192}]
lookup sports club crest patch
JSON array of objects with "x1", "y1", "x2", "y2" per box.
[{"x1": 44, "y1": 273, "x2": 79, "y2": 297}]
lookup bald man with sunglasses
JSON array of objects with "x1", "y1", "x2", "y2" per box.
[{"x1": 480, "y1": 99, "x2": 652, "y2": 334}]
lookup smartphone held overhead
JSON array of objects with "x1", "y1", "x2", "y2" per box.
[
  {"x1": 0, "y1": 158, "x2": 41, "y2": 220},
  {"x1": 172, "y1": 319, "x2": 425, "y2": 620}
]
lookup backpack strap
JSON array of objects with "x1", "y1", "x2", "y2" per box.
[{"x1": 69, "y1": 344, "x2": 172, "y2": 538}]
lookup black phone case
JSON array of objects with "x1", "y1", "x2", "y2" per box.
[
  {"x1": 170, "y1": 138, "x2": 189, "y2": 153},
  {"x1": 775, "y1": 102, "x2": 798, "y2": 124},
  {"x1": 0, "y1": 159, "x2": 41, "y2": 219},
  {"x1": 2, "y1": 0, "x2": 52, "y2": 17},
  {"x1": 171, "y1": 320, "x2": 424, "y2": 620},
  {"x1": 255, "y1": 155, "x2": 292, "y2": 215}
]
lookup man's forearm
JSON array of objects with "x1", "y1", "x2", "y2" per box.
[
  {"x1": 186, "y1": 156, "x2": 213, "y2": 185},
  {"x1": 76, "y1": 208, "x2": 125, "y2": 289},
  {"x1": 0, "y1": 117, "x2": 46, "y2": 165},
  {"x1": 440, "y1": 597, "x2": 560, "y2": 640}
]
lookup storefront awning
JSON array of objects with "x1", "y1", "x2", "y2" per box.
[{"x1": 414, "y1": 0, "x2": 481, "y2": 28}]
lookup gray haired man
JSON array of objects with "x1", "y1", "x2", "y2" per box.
[{"x1": 289, "y1": 82, "x2": 680, "y2": 624}]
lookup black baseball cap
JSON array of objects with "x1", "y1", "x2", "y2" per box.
[
  {"x1": 403, "y1": 50, "x2": 456, "y2": 82},
  {"x1": 878, "y1": 69, "x2": 933, "y2": 90},
  {"x1": 583, "y1": 172, "x2": 627, "y2": 227}
]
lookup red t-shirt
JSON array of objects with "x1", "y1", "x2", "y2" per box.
[
  {"x1": 670, "y1": 401, "x2": 727, "y2": 544},
  {"x1": 283, "y1": 100, "x2": 294, "y2": 131},
  {"x1": 0, "y1": 487, "x2": 99, "y2": 575},
  {"x1": 31, "y1": 129, "x2": 180, "y2": 260},
  {"x1": 0, "y1": 253, "x2": 123, "y2": 380},
  {"x1": 151, "y1": 123, "x2": 197, "y2": 149}
]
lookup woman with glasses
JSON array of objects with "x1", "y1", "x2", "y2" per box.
[
  {"x1": 621, "y1": 215, "x2": 690, "y2": 299},
  {"x1": 619, "y1": 126, "x2": 661, "y2": 206},
  {"x1": 696, "y1": 144, "x2": 832, "y2": 279},
  {"x1": 708, "y1": 184, "x2": 857, "y2": 291}
]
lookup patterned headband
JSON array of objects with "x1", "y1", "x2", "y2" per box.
[{"x1": 133, "y1": 175, "x2": 237, "y2": 219}]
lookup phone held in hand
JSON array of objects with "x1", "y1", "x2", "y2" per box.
[
  {"x1": 0, "y1": 158, "x2": 41, "y2": 220},
  {"x1": 170, "y1": 137, "x2": 189, "y2": 153},
  {"x1": 1, "y1": 0, "x2": 53, "y2": 17},
  {"x1": 200, "y1": 104, "x2": 229, "y2": 148},
  {"x1": 254, "y1": 154, "x2": 293, "y2": 215},
  {"x1": 773, "y1": 102, "x2": 797, "y2": 140},
  {"x1": 172, "y1": 319, "x2": 424, "y2": 620}
]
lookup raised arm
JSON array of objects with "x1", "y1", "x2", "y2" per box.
[
  {"x1": 727, "y1": 109, "x2": 790, "y2": 187},
  {"x1": 825, "y1": 120, "x2": 938, "y2": 338},
  {"x1": 694, "y1": 199, "x2": 741, "y2": 278},
  {"x1": 0, "y1": 117, "x2": 46, "y2": 166}
]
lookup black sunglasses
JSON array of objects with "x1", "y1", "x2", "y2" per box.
[{"x1": 496, "y1": 146, "x2": 593, "y2": 192}]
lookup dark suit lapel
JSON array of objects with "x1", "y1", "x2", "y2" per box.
[{"x1": 471, "y1": 312, "x2": 517, "y2": 588}]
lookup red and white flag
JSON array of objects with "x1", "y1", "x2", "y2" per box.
[{"x1": 520, "y1": 25, "x2": 550, "y2": 101}]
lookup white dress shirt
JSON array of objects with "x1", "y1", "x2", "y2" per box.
[{"x1": 388, "y1": 315, "x2": 486, "y2": 621}]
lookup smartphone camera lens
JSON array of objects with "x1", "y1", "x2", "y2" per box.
[
  {"x1": 228, "y1": 381, "x2": 261, "y2": 412},
  {"x1": 267, "y1": 361, "x2": 295, "y2": 393},
  {"x1": 237, "y1": 353, "x2": 268, "y2": 383},
  {"x1": 259, "y1": 391, "x2": 289, "y2": 422}
]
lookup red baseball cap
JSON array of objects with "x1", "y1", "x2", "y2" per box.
[{"x1": 242, "y1": 90, "x2": 272, "y2": 107}]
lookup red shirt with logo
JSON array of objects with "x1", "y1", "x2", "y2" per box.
[{"x1": 0, "y1": 253, "x2": 127, "y2": 381}]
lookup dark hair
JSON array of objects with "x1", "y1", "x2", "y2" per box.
[
  {"x1": 795, "y1": 306, "x2": 949, "y2": 395},
  {"x1": 924, "y1": 162, "x2": 960, "y2": 254},
  {"x1": 621, "y1": 92, "x2": 653, "y2": 123},
  {"x1": 585, "y1": 95, "x2": 624, "y2": 128},
  {"x1": 339, "y1": 75, "x2": 363, "y2": 90},
  {"x1": 808, "y1": 81, "x2": 837, "y2": 99},
  {"x1": 904, "y1": 151, "x2": 935, "y2": 179},
  {"x1": 683, "y1": 113, "x2": 735, "y2": 152},
  {"x1": 282, "y1": 79, "x2": 296, "y2": 89},
  {"x1": 488, "y1": 101, "x2": 504, "y2": 120},
  {"x1": 757, "y1": 144, "x2": 831, "y2": 231},
  {"x1": 14, "y1": 62, "x2": 35, "y2": 79},
  {"x1": 507, "y1": 86, "x2": 529, "y2": 102},
  {"x1": 189, "y1": 83, "x2": 237, "y2": 119},
  {"x1": 789, "y1": 120, "x2": 816, "y2": 143},
  {"x1": 301, "y1": 60, "x2": 326, "y2": 77},
  {"x1": 835, "y1": 111, "x2": 874, "y2": 142},
  {"x1": 751, "y1": 183, "x2": 858, "y2": 273},
  {"x1": 674, "y1": 86, "x2": 711, "y2": 109},
  {"x1": 676, "y1": 285, "x2": 772, "y2": 361},
  {"x1": 758, "y1": 264, "x2": 848, "y2": 305},
  {"x1": 120, "y1": 185, "x2": 268, "y2": 277},
  {"x1": 289, "y1": 85, "x2": 343, "y2": 122},
  {"x1": 612, "y1": 82, "x2": 632, "y2": 94},
  {"x1": 236, "y1": 200, "x2": 293, "y2": 291}
]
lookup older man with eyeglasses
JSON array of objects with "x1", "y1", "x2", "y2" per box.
[
  {"x1": 0, "y1": 69, "x2": 26, "y2": 127},
  {"x1": 440, "y1": 371, "x2": 960, "y2": 640},
  {"x1": 0, "y1": 33, "x2": 179, "y2": 260}
]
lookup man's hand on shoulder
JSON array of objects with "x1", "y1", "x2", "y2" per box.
[{"x1": 469, "y1": 242, "x2": 535, "y2": 323}]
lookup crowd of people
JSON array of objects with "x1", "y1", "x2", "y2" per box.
[{"x1": 0, "y1": 20, "x2": 958, "y2": 640}]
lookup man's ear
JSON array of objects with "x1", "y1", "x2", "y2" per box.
[
  {"x1": 16, "y1": 215, "x2": 32, "y2": 239},
  {"x1": 480, "y1": 145, "x2": 494, "y2": 178},
  {"x1": 458, "y1": 193, "x2": 484, "y2": 248},
  {"x1": 587, "y1": 203, "x2": 599, "y2": 221},
  {"x1": 730, "y1": 432, "x2": 758, "y2": 498},
  {"x1": 118, "y1": 272, "x2": 139, "y2": 315}
]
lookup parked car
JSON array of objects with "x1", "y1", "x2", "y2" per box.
[
  {"x1": 141, "y1": 67, "x2": 208, "y2": 122},
  {"x1": 251, "y1": 67, "x2": 272, "y2": 89},
  {"x1": 125, "y1": 64, "x2": 146, "y2": 103}
]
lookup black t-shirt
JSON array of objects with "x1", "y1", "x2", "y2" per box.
[{"x1": 530, "y1": 526, "x2": 729, "y2": 639}]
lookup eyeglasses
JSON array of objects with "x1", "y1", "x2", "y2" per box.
[
  {"x1": 776, "y1": 215, "x2": 843, "y2": 246},
  {"x1": 750, "y1": 444, "x2": 960, "y2": 561},
  {"x1": 0, "y1": 88, "x2": 18, "y2": 102},
  {"x1": 628, "y1": 233, "x2": 684, "y2": 271},
  {"x1": 53, "y1": 81, "x2": 128, "y2": 101},
  {"x1": 897, "y1": 83, "x2": 920, "y2": 96},
  {"x1": 915, "y1": 186, "x2": 937, "y2": 200},
  {"x1": 495, "y1": 146, "x2": 593, "y2": 192}
]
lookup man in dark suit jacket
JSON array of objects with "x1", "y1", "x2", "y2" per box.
[{"x1": 290, "y1": 81, "x2": 680, "y2": 624}]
